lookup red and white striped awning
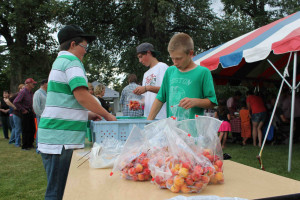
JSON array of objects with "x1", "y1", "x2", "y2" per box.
[{"x1": 193, "y1": 11, "x2": 300, "y2": 85}]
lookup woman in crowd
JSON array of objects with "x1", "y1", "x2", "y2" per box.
[
  {"x1": 0, "y1": 90, "x2": 11, "y2": 139},
  {"x1": 246, "y1": 90, "x2": 267, "y2": 147},
  {"x1": 94, "y1": 84, "x2": 110, "y2": 112}
]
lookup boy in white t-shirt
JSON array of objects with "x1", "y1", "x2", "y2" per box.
[{"x1": 133, "y1": 43, "x2": 168, "y2": 119}]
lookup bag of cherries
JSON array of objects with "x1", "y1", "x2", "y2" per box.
[
  {"x1": 148, "y1": 118, "x2": 215, "y2": 193},
  {"x1": 111, "y1": 126, "x2": 151, "y2": 181}
]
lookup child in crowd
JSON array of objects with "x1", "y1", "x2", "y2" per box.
[
  {"x1": 214, "y1": 99, "x2": 231, "y2": 148},
  {"x1": 239, "y1": 102, "x2": 251, "y2": 146}
]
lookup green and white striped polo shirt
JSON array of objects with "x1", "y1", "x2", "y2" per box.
[{"x1": 38, "y1": 51, "x2": 88, "y2": 153}]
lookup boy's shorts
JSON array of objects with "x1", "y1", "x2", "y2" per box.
[{"x1": 251, "y1": 112, "x2": 267, "y2": 123}]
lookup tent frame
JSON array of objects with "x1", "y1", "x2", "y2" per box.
[{"x1": 259, "y1": 52, "x2": 298, "y2": 172}]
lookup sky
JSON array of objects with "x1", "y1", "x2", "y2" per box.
[{"x1": 211, "y1": 0, "x2": 224, "y2": 16}]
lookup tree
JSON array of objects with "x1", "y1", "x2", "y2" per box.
[
  {"x1": 268, "y1": 0, "x2": 300, "y2": 17},
  {"x1": 0, "y1": 0, "x2": 69, "y2": 92},
  {"x1": 208, "y1": 12, "x2": 254, "y2": 50},
  {"x1": 221, "y1": 0, "x2": 299, "y2": 29},
  {"x1": 221, "y1": 0, "x2": 274, "y2": 29},
  {"x1": 65, "y1": 0, "x2": 217, "y2": 90},
  {"x1": 0, "y1": 46, "x2": 10, "y2": 92}
]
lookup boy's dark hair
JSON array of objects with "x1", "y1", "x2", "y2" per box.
[
  {"x1": 128, "y1": 74, "x2": 137, "y2": 83},
  {"x1": 40, "y1": 79, "x2": 48, "y2": 85},
  {"x1": 59, "y1": 37, "x2": 85, "y2": 51},
  {"x1": 3, "y1": 90, "x2": 10, "y2": 94}
]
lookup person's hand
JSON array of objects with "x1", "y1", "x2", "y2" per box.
[
  {"x1": 104, "y1": 114, "x2": 117, "y2": 121},
  {"x1": 22, "y1": 110, "x2": 28, "y2": 114},
  {"x1": 133, "y1": 86, "x2": 146, "y2": 95},
  {"x1": 179, "y1": 98, "x2": 195, "y2": 109},
  {"x1": 89, "y1": 112, "x2": 102, "y2": 121}
]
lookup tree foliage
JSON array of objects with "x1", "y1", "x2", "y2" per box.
[
  {"x1": 66, "y1": 0, "x2": 216, "y2": 91},
  {"x1": 0, "y1": 0, "x2": 68, "y2": 92},
  {"x1": 221, "y1": 0, "x2": 299, "y2": 29},
  {"x1": 0, "y1": 0, "x2": 297, "y2": 93}
]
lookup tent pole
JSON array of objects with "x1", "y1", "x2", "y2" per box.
[
  {"x1": 267, "y1": 55, "x2": 292, "y2": 89},
  {"x1": 259, "y1": 78, "x2": 285, "y2": 156},
  {"x1": 296, "y1": 81, "x2": 300, "y2": 89},
  {"x1": 288, "y1": 52, "x2": 297, "y2": 172}
]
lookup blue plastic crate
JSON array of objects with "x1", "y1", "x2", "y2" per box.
[{"x1": 91, "y1": 119, "x2": 155, "y2": 143}]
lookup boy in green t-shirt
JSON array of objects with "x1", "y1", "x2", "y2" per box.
[{"x1": 147, "y1": 33, "x2": 217, "y2": 120}]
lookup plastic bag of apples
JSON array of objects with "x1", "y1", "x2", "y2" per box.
[
  {"x1": 176, "y1": 116, "x2": 224, "y2": 185},
  {"x1": 148, "y1": 118, "x2": 216, "y2": 193},
  {"x1": 111, "y1": 125, "x2": 151, "y2": 181}
]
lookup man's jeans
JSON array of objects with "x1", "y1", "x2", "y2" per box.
[
  {"x1": 41, "y1": 148, "x2": 73, "y2": 200},
  {"x1": 13, "y1": 114, "x2": 22, "y2": 147}
]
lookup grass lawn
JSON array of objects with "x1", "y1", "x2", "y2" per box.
[
  {"x1": 0, "y1": 132, "x2": 299, "y2": 200},
  {"x1": 223, "y1": 142, "x2": 300, "y2": 181}
]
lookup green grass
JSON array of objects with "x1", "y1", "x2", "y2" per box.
[
  {"x1": 0, "y1": 137, "x2": 46, "y2": 200},
  {"x1": 0, "y1": 133, "x2": 299, "y2": 200},
  {"x1": 224, "y1": 142, "x2": 300, "y2": 181}
]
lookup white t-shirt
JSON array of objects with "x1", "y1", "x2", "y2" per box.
[{"x1": 142, "y1": 62, "x2": 168, "y2": 119}]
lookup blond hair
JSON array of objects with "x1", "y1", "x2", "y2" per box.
[
  {"x1": 94, "y1": 84, "x2": 105, "y2": 95},
  {"x1": 18, "y1": 84, "x2": 25, "y2": 90},
  {"x1": 88, "y1": 82, "x2": 93, "y2": 90},
  {"x1": 168, "y1": 33, "x2": 194, "y2": 54}
]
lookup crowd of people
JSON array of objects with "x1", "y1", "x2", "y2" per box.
[
  {"x1": 212, "y1": 89, "x2": 300, "y2": 148},
  {"x1": 1, "y1": 79, "x2": 48, "y2": 151}
]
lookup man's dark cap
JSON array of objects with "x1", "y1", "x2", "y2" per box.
[
  {"x1": 58, "y1": 25, "x2": 96, "y2": 45},
  {"x1": 136, "y1": 42, "x2": 160, "y2": 56}
]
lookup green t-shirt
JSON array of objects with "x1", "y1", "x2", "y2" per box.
[{"x1": 156, "y1": 65, "x2": 217, "y2": 120}]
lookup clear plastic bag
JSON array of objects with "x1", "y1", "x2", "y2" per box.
[
  {"x1": 167, "y1": 195, "x2": 248, "y2": 200},
  {"x1": 111, "y1": 125, "x2": 151, "y2": 181},
  {"x1": 148, "y1": 118, "x2": 215, "y2": 193},
  {"x1": 176, "y1": 116, "x2": 224, "y2": 184},
  {"x1": 89, "y1": 138, "x2": 124, "y2": 168},
  {"x1": 127, "y1": 93, "x2": 143, "y2": 111},
  {"x1": 170, "y1": 104, "x2": 190, "y2": 121}
]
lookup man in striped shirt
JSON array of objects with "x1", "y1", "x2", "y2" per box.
[{"x1": 38, "y1": 25, "x2": 116, "y2": 200}]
